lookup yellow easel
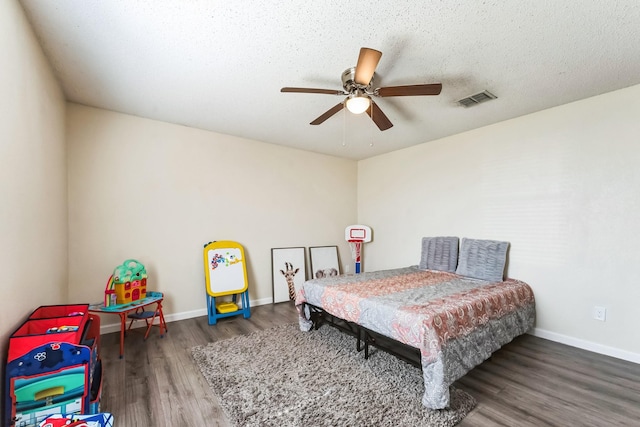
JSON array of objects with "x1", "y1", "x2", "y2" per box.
[{"x1": 203, "y1": 240, "x2": 251, "y2": 325}]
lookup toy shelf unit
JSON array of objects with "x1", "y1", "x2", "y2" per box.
[
  {"x1": 203, "y1": 240, "x2": 251, "y2": 325},
  {"x1": 4, "y1": 304, "x2": 102, "y2": 427}
]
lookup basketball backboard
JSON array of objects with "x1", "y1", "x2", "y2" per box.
[{"x1": 345, "y1": 224, "x2": 372, "y2": 242}]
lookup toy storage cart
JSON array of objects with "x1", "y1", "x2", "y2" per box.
[{"x1": 4, "y1": 304, "x2": 102, "y2": 427}]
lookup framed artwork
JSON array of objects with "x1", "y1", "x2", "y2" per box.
[
  {"x1": 309, "y1": 246, "x2": 340, "y2": 279},
  {"x1": 271, "y1": 247, "x2": 307, "y2": 303}
]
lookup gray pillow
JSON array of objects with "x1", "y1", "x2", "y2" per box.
[
  {"x1": 419, "y1": 236, "x2": 459, "y2": 272},
  {"x1": 456, "y1": 238, "x2": 509, "y2": 281}
]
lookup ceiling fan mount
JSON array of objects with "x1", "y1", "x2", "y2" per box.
[
  {"x1": 341, "y1": 67, "x2": 373, "y2": 94},
  {"x1": 281, "y1": 47, "x2": 442, "y2": 131}
]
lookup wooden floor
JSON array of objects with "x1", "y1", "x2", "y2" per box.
[{"x1": 99, "y1": 303, "x2": 640, "y2": 426}]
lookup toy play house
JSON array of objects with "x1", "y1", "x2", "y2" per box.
[{"x1": 105, "y1": 259, "x2": 147, "y2": 306}]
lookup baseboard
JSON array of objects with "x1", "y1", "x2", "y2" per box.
[
  {"x1": 98, "y1": 297, "x2": 274, "y2": 334},
  {"x1": 248, "y1": 297, "x2": 273, "y2": 307},
  {"x1": 530, "y1": 327, "x2": 640, "y2": 364}
]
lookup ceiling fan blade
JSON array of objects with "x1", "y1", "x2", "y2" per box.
[
  {"x1": 367, "y1": 100, "x2": 393, "y2": 131},
  {"x1": 281, "y1": 87, "x2": 345, "y2": 95},
  {"x1": 376, "y1": 83, "x2": 442, "y2": 97},
  {"x1": 354, "y1": 47, "x2": 382, "y2": 86},
  {"x1": 310, "y1": 103, "x2": 344, "y2": 125}
]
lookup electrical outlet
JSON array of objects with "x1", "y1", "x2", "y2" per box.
[
  {"x1": 593, "y1": 306, "x2": 606, "y2": 322},
  {"x1": 345, "y1": 264, "x2": 350, "y2": 274}
]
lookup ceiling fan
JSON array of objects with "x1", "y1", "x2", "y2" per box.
[{"x1": 281, "y1": 47, "x2": 442, "y2": 131}]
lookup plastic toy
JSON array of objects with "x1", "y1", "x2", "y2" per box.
[
  {"x1": 105, "y1": 259, "x2": 147, "y2": 305},
  {"x1": 39, "y1": 412, "x2": 113, "y2": 427},
  {"x1": 46, "y1": 325, "x2": 80, "y2": 334},
  {"x1": 203, "y1": 240, "x2": 251, "y2": 325},
  {"x1": 345, "y1": 224, "x2": 372, "y2": 274}
]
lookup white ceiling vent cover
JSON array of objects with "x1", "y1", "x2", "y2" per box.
[{"x1": 457, "y1": 90, "x2": 497, "y2": 107}]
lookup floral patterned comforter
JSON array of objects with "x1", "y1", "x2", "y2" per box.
[{"x1": 296, "y1": 266, "x2": 535, "y2": 409}]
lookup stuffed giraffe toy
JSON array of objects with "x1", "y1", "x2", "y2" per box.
[{"x1": 280, "y1": 262, "x2": 299, "y2": 300}]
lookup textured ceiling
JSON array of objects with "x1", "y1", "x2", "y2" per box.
[{"x1": 19, "y1": 0, "x2": 640, "y2": 160}]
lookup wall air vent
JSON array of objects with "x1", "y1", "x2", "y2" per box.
[{"x1": 457, "y1": 90, "x2": 497, "y2": 107}]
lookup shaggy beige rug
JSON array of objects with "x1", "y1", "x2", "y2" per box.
[{"x1": 192, "y1": 323, "x2": 476, "y2": 427}]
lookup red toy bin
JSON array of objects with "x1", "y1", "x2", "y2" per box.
[
  {"x1": 8, "y1": 315, "x2": 87, "y2": 362},
  {"x1": 28, "y1": 303, "x2": 89, "y2": 320}
]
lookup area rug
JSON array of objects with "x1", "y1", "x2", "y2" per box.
[{"x1": 191, "y1": 323, "x2": 476, "y2": 427}]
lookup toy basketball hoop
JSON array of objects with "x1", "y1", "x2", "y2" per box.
[{"x1": 345, "y1": 225, "x2": 371, "y2": 274}]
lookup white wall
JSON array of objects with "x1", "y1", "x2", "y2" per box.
[
  {"x1": 358, "y1": 84, "x2": 640, "y2": 360},
  {"x1": 66, "y1": 104, "x2": 357, "y2": 321},
  {"x1": 0, "y1": 0, "x2": 67, "y2": 385}
]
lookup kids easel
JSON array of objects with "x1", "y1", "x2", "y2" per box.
[{"x1": 203, "y1": 240, "x2": 251, "y2": 325}]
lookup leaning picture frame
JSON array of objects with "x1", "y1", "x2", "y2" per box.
[
  {"x1": 309, "y1": 246, "x2": 340, "y2": 279},
  {"x1": 271, "y1": 247, "x2": 307, "y2": 304}
]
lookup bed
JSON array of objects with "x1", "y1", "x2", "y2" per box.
[{"x1": 296, "y1": 237, "x2": 535, "y2": 409}]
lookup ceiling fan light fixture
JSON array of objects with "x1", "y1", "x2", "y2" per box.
[
  {"x1": 346, "y1": 93, "x2": 371, "y2": 114},
  {"x1": 281, "y1": 47, "x2": 442, "y2": 130}
]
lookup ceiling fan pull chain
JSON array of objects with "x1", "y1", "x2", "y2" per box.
[
  {"x1": 369, "y1": 108, "x2": 374, "y2": 147},
  {"x1": 342, "y1": 107, "x2": 347, "y2": 147}
]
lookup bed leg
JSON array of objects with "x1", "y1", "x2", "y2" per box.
[{"x1": 363, "y1": 330, "x2": 370, "y2": 359}]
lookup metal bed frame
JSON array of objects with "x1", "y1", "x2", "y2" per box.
[{"x1": 305, "y1": 303, "x2": 422, "y2": 368}]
